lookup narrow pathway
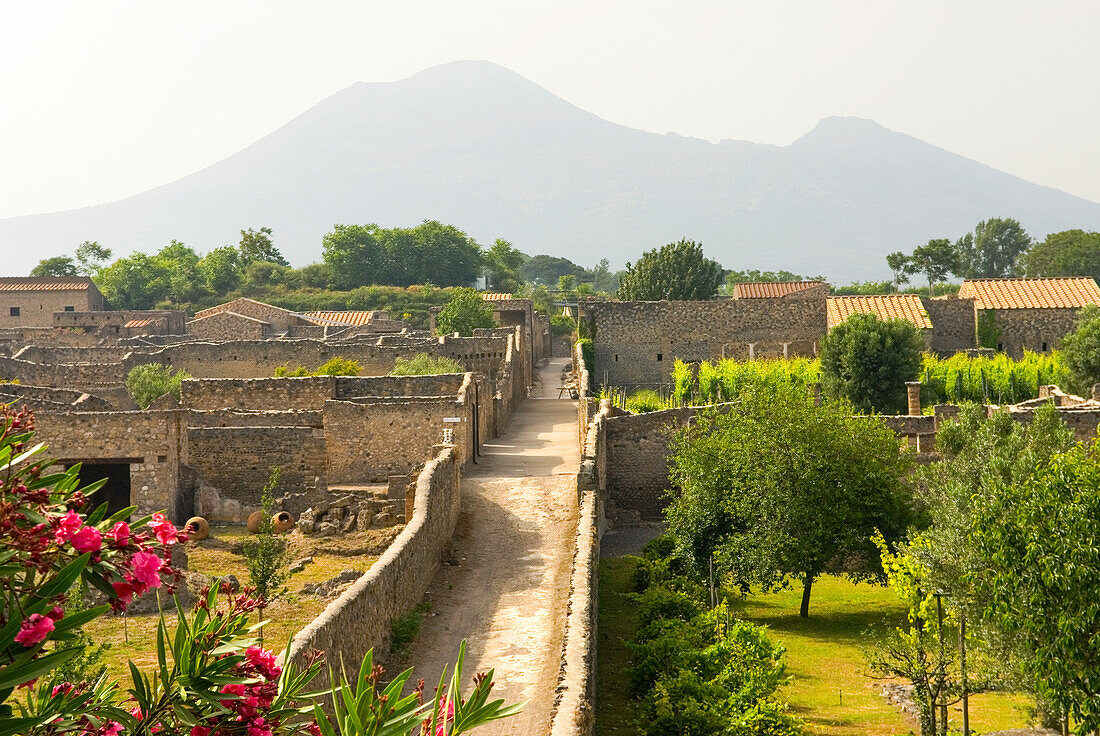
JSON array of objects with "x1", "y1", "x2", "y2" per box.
[{"x1": 396, "y1": 357, "x2": 579, "y2": 735}]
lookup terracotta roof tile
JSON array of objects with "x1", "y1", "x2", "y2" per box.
[
  {"x1": 124, "y1": 319, "x2": 154, "y2": 328},
  {"x1": 0, "y1": 277, "x2": 95, "y2": 292},
  {"x1": 958, "y1": 278, "x2": 1100, "y2": 309},
  {"x1": 730, "y1": 281, "x2": 823, "y2": 298},
  {"x1": 827, "y1": 295, "x2": 933, "y2": 330},
  {"x1": 301, "y1": 311, "x2": 376, "y2": 327},
  {"x1": 481, "y1": 293, "x2": 515, "y2": 301}
]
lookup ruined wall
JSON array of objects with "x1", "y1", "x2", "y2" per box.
[
  {"x1": 187, "y1": 311, "x2": 271, "y2": 341},
  {"x1": 13, "y1": 345, "x2": 134, "y2": 364},
  {"x1": 0, "y1": 384, "x2": 113, "y2": 412},
  {"x1": 287, "y1": 447, "x2": 461, "y2": 673},
  {"x1": 32, "y1": 410, "x2": 184, "y2": 520},
  {"x1": 924, "y1": 297, "x2": 977, "y2": 355},
  {"x1": 323, "y1": 398, "x2": 459, "y2": 483},
  {"x1": 587, "y1": 299, "x2": 826, "y2": 388},
  {"x1": 182, "y1": 376, "x2": 340, "y2": 411},
  {"x1": 124, "y1": 341, "x2": 399, "y2": 379},
  {"x1": 0, "y1": 355, "x2": 126, "y2": 390},
  {"x1": 187, "y1": 426, "x2": 326, "y2": 521},
  {"x1": 985, "y1": 308, "x2": 1081, "y2": 358}
]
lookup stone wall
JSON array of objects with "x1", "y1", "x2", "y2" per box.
[
  {"x1": 188, "y1": 426, "x2": 327, "y2": 521},
  {"x1": 985, "y1": 308, "x2": 1081, "y2": 358},
  {"x1": 287, "y1": 446, "x2": 461, "y2": 674},
  {"x1": 0, "y1": 355, "x2": 127, "y2": 393},
  {"x1": 924, "y1": 297, "x2": 977, "y2": 355},
  {"x1": 187, "y1": 311, "x2": 272, "y2": 341},
  {"x1": 586, "y1": 299, "x2": 826, "y2": 388},
  {"x1": 0, "y1": 285, "x2": 104, "y2": 329},
  {"x1": 13, "y1": 345, "x2": 135, "y2": 364}
]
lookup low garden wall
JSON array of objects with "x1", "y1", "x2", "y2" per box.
[{"x1": 286, "y1": 446, "x2": 461, "y2": 677}]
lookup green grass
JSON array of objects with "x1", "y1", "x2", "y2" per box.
[{"x1": 596, "y1": 559, "x2": 1033, "y2": 736}]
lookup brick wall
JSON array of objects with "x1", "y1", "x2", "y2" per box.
[
  {"x1": 287, "y1": 447, "x2": 461, "y2": 674},
  {"x1": 586, "y1": 298, "x2": 826, "y2": 388}
]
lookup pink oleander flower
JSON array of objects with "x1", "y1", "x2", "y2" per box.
[
  {"x1": 15, "y1": 614, "x2": 54, "y2": 646},
  {"x1": 129, "y1": 550, "x2": 162, "y2": 588},
  {"x1": 112, "y1": 581, "x2": 134, "y2": 608},
  {"x1": 435, "y1": 699, "x2": 455, "y2": 736},
  {"x1": 70, "y1": 525, "x2": 102, "y2": 554},
  {"x1": 148, "y1": 512, "x2": 178, "y2": 546},
  {"x1": 108, "y1": 521, "x2": 130, "y2": 546},
  {"x1": 190, "y1": 727, "x2": 212, "y2": 736},
  {"x1": 307, "y1": 724, "x2": 321, "y2": 736},
  {"x1": 100, "y1": 722, "x2": 124, "y2": 736},
  {"x1": 51, "y1": 682, "x2": 74, "y2": 697},
  {"x1": 47, "y1": 606, "x2": 65, "y2": 621},
  {"x1": 245, "y1": 646, "x2": 282, "y2": 679},
  {"x1": 54, "y1": 510, "x2": 82, "y2": 543}
]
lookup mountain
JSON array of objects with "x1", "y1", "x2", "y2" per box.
[{"x1": 2, "y1": 60, "x2": 1100, "y2": 281}]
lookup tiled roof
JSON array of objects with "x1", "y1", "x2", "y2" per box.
[
  {"x1": 301, "y1": 311, "x2": 376, "y2": 327},
  {"x1": 124, "y1": 319, "x2": 154, "y2": 328},
  {"x1": 481, "y1": 293, "x2": 515, "y2": 301},
  {"x1": 0, "y1": 277, "x2": 95, "y2": 292},
  {"x1": 730, "y1": 281, "x2": 823, "y2": 298},
  {"x1": 827, "y1": 295, "x2": 933, "y2": 330},
  {"x1": 958, "y1": 278, "x2": 1100, "y2": 309}
]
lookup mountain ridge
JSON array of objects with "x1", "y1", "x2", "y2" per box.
[{"x1": 2, "y1": 60, "x2": 1098, "y2": 281}]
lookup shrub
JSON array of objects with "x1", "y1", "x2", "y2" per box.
[
  {"x1": 389, "y1": 353, "x2": 465, "y2": 375},
  {"x1": 125, "y1": 363, "x2": 190, "y2": 408},
  {"x1": 1059, "y1": 303, "x2": 1100, "y2": 395},
  {"x1": 436, "y1": 287, "x2": 495, "y2": 336},
  {"x1": 239, "y1": 467, "x2": 290, "y2": 645},
  {"x1": 274, "y1": 356, "x2": 363, "y2": 377},
  {"x1": 919, "y1": 350, "x2": 1068, "y2": 405},
  {"x1": 624, "y1": 389, "x2": 669, "y2": 414},
  {"x1": 819, "y1": 312, "x2": 924, "y2": 413},
  {"x1": 550, "y1": 313, "x2": 576, "y2": 337}
]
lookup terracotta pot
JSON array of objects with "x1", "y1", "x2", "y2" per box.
[
  {"x1": 272, "y1": 511, "x2": 295, "y2": 534},
  {"x1": 246, "y1": 510, "x2": 265, "y2": 534},
  {"x1": 185, "y1": 516, "x2": 210, "y2": 541}
]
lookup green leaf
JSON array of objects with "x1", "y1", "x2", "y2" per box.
[{"x1": 0, "y1": 646, "x2": 80, "y2": 691}]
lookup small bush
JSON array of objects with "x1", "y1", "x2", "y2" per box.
[
  {"x1": 390, "y1": 601, "x2": 432, "y2": 655},
  {"x1": 274, "y1": 356, "x2": 362, "y2": 377},
  {"x1": 125, "y1": 363, "x2": 190, "y2": 408},
  {"x1": 624, "y1": 389, "x2": 669, "y2": 414},
  {"x1": 551, "y1": 313, "x2": 576, "y2": 337},
  {"x1": 389, "y1": 353, "x2": 465, "y2": 376},
  {"x1": 436, "y1": 287, "x2": 495, "y2": 336}
]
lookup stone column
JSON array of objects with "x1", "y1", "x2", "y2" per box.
[{"x1": 906, "y1": 381, "x2": 922, "y2": 416}]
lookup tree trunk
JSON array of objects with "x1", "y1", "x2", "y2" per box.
[{"x1": 800, "y1": 576, "x2": 814, "y2": 618}]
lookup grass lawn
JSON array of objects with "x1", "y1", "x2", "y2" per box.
[
  {"x1": 83, "y1": 524, "x2": 399, "y2": 686},
  {"x1": 597, "y1": 557, "x2": 1033, "y2": 736}
]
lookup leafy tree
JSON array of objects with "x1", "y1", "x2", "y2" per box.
[
  {"x1": 955, "y1": 217, "x2": 1033, "y2": 278},
  {"x1": 238, "y1": 226, "x2": 288, "y2": 266},
  {"x1": 557, "y1": 274, "x2": 577, "y2": 300},
  {"x1": 819, "y1": 312, "x2": 924, "y2": 413},
  {"x1": 154, "y1": 240, "x2": 206, "y2": 306},
  {"x1": 436, "y1": 287, "x2": 494, "y2": 336},
  {"x1": 521, "y1": 254, "x2": 588, "y2": 286},
  {"x1": 296, "y1": 262, "x2": 333, "y2": 289},
  {"x1": 665, "y1": 384, "x2": 914, "y2": 617},
  {"x1": 970, "y1": 442, "x2": 1100, "y2": 730},
  {"x1": 617, "y1": 239, "x2": 724, "y2": 301},
  {"x1": 1019, "y1": 229, "x2": 1100, "y2": 279},
  {"x1": 517, "y1": 282, "x2": 553, "y2": 313},
  {"x1": 125, "y1": 363, "x2": 191, "y2": 408},
  {"x1": 1057, "y1": 303, "x2": 1100, "y2": 394},
  {"x1": 484, "y1": 238, "x2": 527, "y2": 292},
  {"x1": 321, "y1": 224, "x2": 384, "y2": 290},
  {"x1": 398, "y1": 220, "x2": 483, "y2": 287},
  {"x1": 887, "y1": 239, "x2": 959, "y2": 296},
  {"x1": 94, "y1": 252, "x2": 172, "y2": 309},
  {"x1": 197, "y1": 245, "x2": 243, "y2": 294},
  {"x1": 590, "y1": 258, "x2": 618, "y2": 293},
  {"x1": 389, "y1": 353, "x2": 465, "y2": 375},
  {"x1": 240, "y1": 467, "x2": 290, "y2": 645},
  {"x1": 30, "y1": 256, "x2": 79, "y2": 277},
  {"x1": 831, "y1": 280, "x2": 899, "y2": 296},
  {"x1": 74, "y1": 241, "x2": 111, "y2": 275}
]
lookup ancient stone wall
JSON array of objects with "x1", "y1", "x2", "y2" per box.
[
  {"x1": 0, "y1": 286, "x2": 104, "y2": 329},
  {"x1": 187, "y1": 426, "x2": 327, "y2": 521},
  {"x1": 587, "y1": 299, "x2": 826, "y2": 388},
  {"x1": 182, "y1": 376, "x2": 340, "y2": 411},
  {"x1": 924, "y1": 297, "x2": 977, "y2": 354},
  {"x1": 985, "y1": 308, "x2": 1081, "y2": 358},
  {"x1": 187, "y1": 311, "x2": 271, "y2": 341},
  {"x1": 0, "y1": 384, "x2": 113, "y2": 412},
  {"x1": 13, "y1": 345, "x2": 135, "y2": 364},
  {"x1": 0, "y1": 355, "x2": 127, "y2": 391},
  {"x1": 287, "y1": 447, "x2": 461, "y2": 673},
  {"x1": 185, "y1": 409, "x2": 324, "y2": 428}
]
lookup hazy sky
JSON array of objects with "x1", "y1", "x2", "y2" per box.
[{"x1": 2, "y1": 0, "x2": 1098, "y2": 221}]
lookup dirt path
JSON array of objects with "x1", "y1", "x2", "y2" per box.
[{"x1": 395, "y1": 357, "x2": 579, "y2": 735}]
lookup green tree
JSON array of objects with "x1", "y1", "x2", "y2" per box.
[
  {"x1": 1019, "y1": 229, "x2": 1100, "y2": 279},
  {"x1": 402, "y1": 220, "x2": 484, "y2": 287},
  {"x1": 909, "y1": 239, "x2": 959, "y2": 296},
  {"x1": 240, "y1": 467, "x2": 290, "y2": 645},
  {"x1": 197, "y1": 245, "x2": 243, "y2": 294},
  {"x1": 436, "y1": 287, "x2": 494, "y2": 336},
  {"x1": 321, "y1": 224, "x2": 384, "y2": 290},
  {"x1": 955, "y1": 217, "x2": 1033, "y2": 278},
  {"x1": 971, "y1": 442, "x2": 1100, "y2": 730},
  {"x1": 885, "y1": 251, "x2": 912, "y2": 286},
  {"x1": 521, "y1": 254, "x2": 588, "y2": 285},
  {"x1": 94, "y1": 252, "x2": 172, "y2": 309},
  {"x1": 723, "y1": 268, "x2": 821, "y2": 294},
  {"x1": 125, "y1": 363, "x2": 191, "y2": 408},
  {"x1": 295, "y1": 262, "x2": 333, "y2": 289},
  {"x1": 1057, "y1": 304, "x2": 1100, "y2": 394},
  {"x1": 74, "y1": 241, "x2": 112, "y2": 275},
  {"x1": 617, "y1": 239, "x2": 724, "y2": 301},
  {"x1": 819, "y1": 312, "x2": 924, "y2": 414},
  {"x1": 238, "y1": 226, "x2": 288, "y2": 266},
  {"x1": 30, "y1": 256, "x2": 79, "y2": 277},
  {"x1": 154, "y1": 240, "x2": 206, "y2": 306},
  {"x1": 665, "y1": 384, "x2": 913, "y2": 617},
  {"x1": 590, "y1": 258, "x2": 618, "y2": 293},
  {"x1": 484, "y1": 238, "x2": 527, "y2": 292},
  {"x1": 556, "y1": 274, "x2": 577, "y2": 300}
]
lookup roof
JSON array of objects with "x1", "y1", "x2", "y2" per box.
[
  {"x1": 124, "y1": 319, "x2": 154, "y2": 328},
  {"x1": 188, "y1": 310, "x2": 269, "y2": 326},
  {"x1": 192, "y1": 297, "x2": 293, "y2": 320},
  {"x1": 730, "y1": 281, "x2": 824, "y2": 299},
  {"x1": 0, "y1": 276, "x2": 97, "y2": 292},
  {"x1": 827, "y1": 295, "x2": 933, "y2": 330},
  {"x1": 481, "y1": 293, "x2": 515, "y2": 301},
  {"x1": 958, "y1": 278, "x2": 1100, "y2": 309},
  {"x1": 301, "y1": 311, "x2": 376, "y2": 327}
]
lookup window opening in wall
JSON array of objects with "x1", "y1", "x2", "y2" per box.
[
  {"x1": 1042, "y1": 342, "x2": 1048, "y2": 352},
  {"x1": 614, "y1": 355, "x2": 619, "y2": 362},
  {"x1": 656, "y1": 353, "x2": 663, "y2": 361},
  {"x1": 9, "y1": 307, "x2": 19, "y2": 317},
  {"x1": 64, "y1": 306, "x2": 75, "y2": 311},
  {"x1": 997, "y1": 343, "x2": 1004, "y2": 352}
]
